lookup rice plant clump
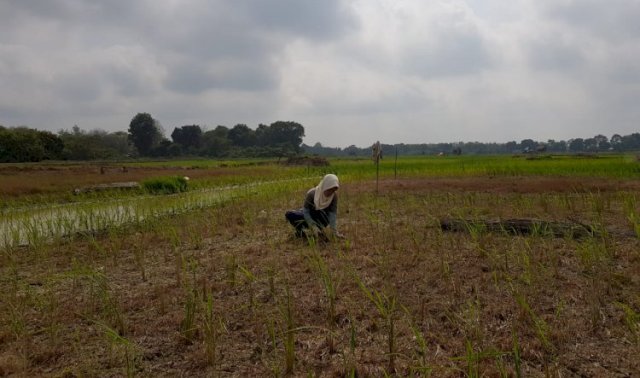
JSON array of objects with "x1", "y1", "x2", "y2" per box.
[{"x1": 142, "y1": 176, "x2": 189, "y2": 194}]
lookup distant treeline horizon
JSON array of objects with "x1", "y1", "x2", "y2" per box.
[
  {"x1": 1, "y1": 116, "x2": 639, "y2": 163},
  {"x1": 303, "y1": 132, "x2": 640, "y2": 157}
]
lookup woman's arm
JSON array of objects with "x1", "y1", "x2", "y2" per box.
[
  {"x1": 303, "y1": 189, "x2": 320, "y2": 230},
  {"x1": 303, "y1": 207, "x2": 320, "y2": 230},
  {"x1": 328, "y1": 211, "x2": 337, "y2": 232}
]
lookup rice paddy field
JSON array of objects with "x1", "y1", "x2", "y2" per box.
[{"x1": 1, "y1": 154, "x2": 639, "y2": 377}]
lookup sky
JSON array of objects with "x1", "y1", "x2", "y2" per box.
[{"x1": 1, "y1": 0, "x2": 639, "y2": 148}]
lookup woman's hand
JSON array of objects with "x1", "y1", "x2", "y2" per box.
[{"x1": 326, "y1": 228, "x2": 345, "y2": 240}]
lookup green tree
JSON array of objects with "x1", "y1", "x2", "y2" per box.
[
  {"x1": 102, "y1": 131, "x2": 133, "y2": 156},
  {"x1": 584, "y1": 137, "x2": 597, "y2": 151},
  {"x1": 547, "y1": 139, "x2": 567, "y2": 153},
  {"x1": 0, "y1": 127, "x2": 65, "y2": 162},
  {"x1": 255, "y1": 124, "x2": 270, "y2": 147},
  {"x1": 267, "y1": 121, "x2": 305, "y2": 153},
  {"x1": 519, "y1": 139, "x2": 537, "y2": 153},
  {"x1": 202, "y1": 126, "x2": 231, "y2": 157},
  {"x1": 611, "y1": 134, "x2": 623, "y2": 151},
  {"x1": 171, "y1": 125, "x2": 203, "y2": 150},
  {"x1": 621, "y1": 133, "x2": 640, "y2": 151},
  {"x1": 569, "y1": 138, "x2": 584, "y2": 152},
  {"x1": 38, "y1": 130, "x2": 64, "y2": 160},
  {"x1": 228, "y1": 124, "x2": 256, "y2": 147},
  {"x1": 128, "y1": 113, "x2": 163, "y2": 156},
  {"x1": 505, "y1": 141, "x2": 518, "y2": 153},
  {"x1": 59, "y1": 127, "x2": 133, "y2": 160}
]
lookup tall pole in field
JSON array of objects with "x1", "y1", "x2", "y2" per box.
[
  {"x1": 372, "y1": 141, "x2": 382, "y2": 195},
  {"x1": 394, "y1": 146, "x2": 398, "y2": 180}
]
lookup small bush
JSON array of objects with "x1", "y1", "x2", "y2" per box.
[{"x1": 142, "y1": 176, "x2": 189, "y2": 194}]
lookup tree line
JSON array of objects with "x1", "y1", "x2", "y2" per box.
[
  {"x1": 304, "y1": 133, "x2": 640, "y2": 157},
  {"x1": 1, "y1": 114, "x2": 639, "y2": 163},
  {"x1": 0, "y1": 113, "x2": 305, "y2": 162}
]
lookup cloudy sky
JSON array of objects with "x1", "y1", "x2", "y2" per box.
[{"x1": 1, "y1": 0, "x2": 639, "y2": 148}]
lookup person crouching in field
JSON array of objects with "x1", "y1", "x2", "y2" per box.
[{"x1": 285, "y1": 174, "x2": 345, "y2": 241}]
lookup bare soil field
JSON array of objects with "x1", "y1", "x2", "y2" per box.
[
  {"x1": 1, "y1": 176, "x2": 639, "y2": 376},
  {"x1": 0, "y1": 163, "x2": 277, "y2": 198}
]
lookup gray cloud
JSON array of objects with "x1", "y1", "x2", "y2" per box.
[
  {"x1": 541, "y1": 0, "x2": 640, "y2": 42},
  {"x1": 164, "y1": 59, "x2": 277, "y2": 93},
  {"x1": 525, "y1": 34, "x2": 586, "y2": 72},
  {"x1": 238, "y1": 0, "x2": 356, "y2": 40},
  {"x1": 402, "y1": 31, "x2": 492, "y2": 78},
  {"x1": 1, "y1": 0, "x2": 639, "y2": 146}
]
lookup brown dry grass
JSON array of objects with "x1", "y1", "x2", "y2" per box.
[
  {"x1": 1, "y1": 177, "x2": 639, "y2": 377},
  {"x1": 0, "y1": 163, "x2": 279, "y2": 198}
]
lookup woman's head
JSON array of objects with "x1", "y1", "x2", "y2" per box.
[
  {"x1": 314, "y1": 174, "x2": 339, "y2": 210},
  {"x1": 323, "y1": 186, "x2": 338, "y2": 197},
  {"x1": 320, "y1": 174, "x2": 339, "y2": 194}
]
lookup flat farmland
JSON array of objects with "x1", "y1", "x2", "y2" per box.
[{"x1": 1, "y1": 155, "x2": 639, "y2": 376}]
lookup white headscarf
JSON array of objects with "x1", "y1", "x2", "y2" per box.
[{"x1": 313, "y1": 174, "x2": 339, "y2": 210}]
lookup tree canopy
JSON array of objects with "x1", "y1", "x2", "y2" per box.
[
  {"x1": 2, "y1": 113, "x2": 639, "y2": 162},
  {"x1": 171, "y1": 125, "x2": 203, "y2": 151},
  {"x1": 0, "y1": 127, "x2": 64, "y2": 162},
  {"x1": 128, "y1": 113, "x2": 163, "y2": 156}
]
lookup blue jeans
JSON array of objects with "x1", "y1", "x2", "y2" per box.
[{"x1": 285, "y1": 209, "x2": 329, "y2": 236}]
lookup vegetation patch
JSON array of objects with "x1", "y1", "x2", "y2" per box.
[
  {"x1": 283, "y1": 155, "x2": 330, "y2": 166},
  {"x1": 142, "y1": 176, "x2": 189, "y2": 194},
  {"x1": 440, "y1": 217, "x2": 600, "y2": 239}
]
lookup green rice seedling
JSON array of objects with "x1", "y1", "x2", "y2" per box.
[
  {"x1": 175, "y1": 251, "x2": 184, "y2": 287},
  {"x1": 516, "y1": 241, "x2": 533, "y2": 286},
  {"x1": 265, "y1": 316, "x2": 282, "y2": 377},
  {"x1": 180, "y1": 287, "x2": 198, "y2": 344},
  {"x1": 494, "y1": 355, "x2": 509, "y2": 378},
  {"x1": 305, "y1": 250, "x2": 339, "y2": 323},
  {"x1": 460, "y1": 298, "x2": 483, "y2": 343},
  {"x1": 338, "y1": 312, "x2": 359, "y2": 377},
  {"x1": 514, "y1": 292, "x2": 553, "y2": 353},
  {"x1": 464, "y1": 219, "x2": 488, "y2": 256},
  {"x1": 355, "y1": 274, "x2": 398, "y2": 372},
  {"x1": 275, "y1": 283, "x2": 297, "y2": 374},
  {"x1": 576, "y1": 237, "x2": 609, "y2": 273},
  {"x1": 615, "y1": 302, "x2": 639, "y2": 345},
  {"x1": 106, "y1": 227, "x2": 125, "y2": 267},
  {"x1": 463, "y1": 340, "x2": 479, "y2": 378},
  {"x1": 451, "y1": 340, "x2": 509, "y2": 378},
  {"x1": 512, "y1": 331, "x2": 523, "y2": 378},
  {"x1": 266, "y1": 266, "x2": 276, "y2": 299},
  {"x1": 186, "y1": 220, "x2": 205, "y2": 250},
  {"x1": 63, "y1": 261, "x2": 126, "y2": 334},
  {"x1": 86, "y1": 234, "x2": 107, "y2": 264},
  {"x1": 166, "y1": 226, "x2": 182, "y2": 253},
  {"x1": 23, "y1": 279, "x2": 63, "y2": 349},
  {"x1": 203, "y1": 291, "x2": 219, "y2": 367},
  {"x1": 23, "y1": 217, "x2": 46, "y2": 252},
  {"x1": 305, "y1": 249, "x2": 340, "y2": 352},
  {"x1": 266, "y1": 283, "x2": 299, "y2": 376},
  {"x1": 132, "y1": 236, "x2": 147, "y2": 282},
  {"x1": 6, "y1": 299, "x2": 28, "y2": 342},
  {"x1": 93, "y1": 273, "x2": 127, "y2": 336},
  {"x1": 239, "y1": 264, "x2": 269, "y2": 359},
  {"x1": 402, "y1": 305, "x2": 432, "y2": 376},
  {"x1": 622, "y1": 194, "x2": 640, "y2": 238},
  {"x1": 238, "y1": 264, "x2": 257, "y2": 311},
  {"x1": 142, "y1": 175, "x2": 189, "y2": 194},
  {"x1": 224, "y1": 253, "x2": 237, "y2": 289},
  {"x1": 589, "y1": 191, "x2": 606, "y2": 219},
  {"x1": 96, "y1": 320, "x2": 139, "y2": 378}
]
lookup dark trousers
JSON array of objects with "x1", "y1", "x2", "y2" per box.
[{"x1": 285, "y1": 209, "x2": 329, "y2": 236}]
